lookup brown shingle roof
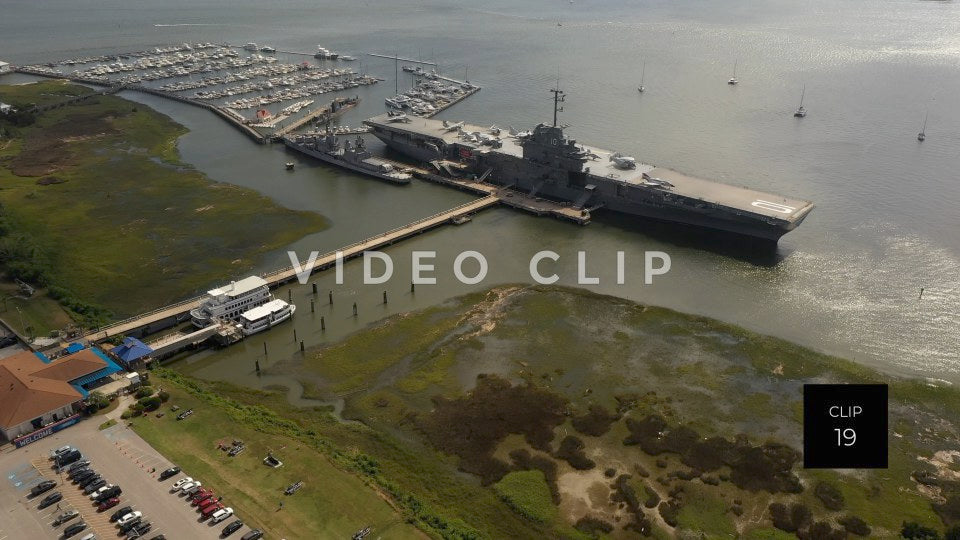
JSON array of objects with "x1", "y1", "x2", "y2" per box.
[{"x1": 0, "y1": 350, "x2": 106, "y2": 430}]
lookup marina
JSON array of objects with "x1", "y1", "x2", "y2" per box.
[{"x1": 11, "y1": 40, "x2": 478, "y2": 145}]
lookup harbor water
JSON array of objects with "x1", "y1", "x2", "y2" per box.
[{"x1": 1, "y1": 0, "x2": 959, "y2": 386}]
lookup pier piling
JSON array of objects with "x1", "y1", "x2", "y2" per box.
[
  {"x1": 255, "y1": 360, "x2": 261, "y2": 374},
  {"x1": 300, "y1": 341, "x2": 305, "y2": 352},
  {"x1": 288, "y1": 289, "x2": 292, "y2": 302},
  {"x1": 311, "y1": 299, "x2": 315, "y2": 313},
  {"x1": 312, "y1": 283, "x2": 318, "y2": 294},
  {"x1": 329, "y1": 291, "x2": 333, "y2": 305},
  {"x1": 321, "y1": 316, "x2": 326, "y2": 331},
  {"x1": 263, "y1": 342, "x2": 268, "y2": 356},
  {"x1": 383, "y1": 291, "x2": 388, "y2": 304},
  {"x1": 411, "y1": 282, "x2": 415, "y2": 293},
  {"x1": 294, "y1": 328, "x2": 298, "y2": 342},
  {"x1": 353, "y1": 302, "x2": 358, "y2": 317}
]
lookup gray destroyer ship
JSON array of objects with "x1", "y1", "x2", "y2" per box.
[
  {"x1": 284, "y1": 132, "x2": 412, "y2": 184},
  {"x1": 364, "y1": 89, "x2": 813, "y2": 242}
]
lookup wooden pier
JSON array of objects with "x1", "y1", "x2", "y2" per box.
[{"x1": 81, "y1": 196, "x2": 499, "y2": 343}]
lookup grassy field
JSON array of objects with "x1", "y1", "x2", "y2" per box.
[
  {"x1": 0, "y1": 80, "x2": 327, "y2": 332},
  {"x1": 130, "y1": 379, "x2": 426, "y2": 540},
  {"x1": 493, "y1": 470, "x2": 559, "y2": 524},
  {"x1": 286, "y1": 285, "x2": 960, "y2": 539}
]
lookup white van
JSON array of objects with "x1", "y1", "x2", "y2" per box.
[{"x1": 210, "y1": 507, "x2": 234, "y2": 524}]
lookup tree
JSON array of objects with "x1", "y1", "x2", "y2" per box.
[
  {"x1": 902, "y1": 521, "x2": 941, "y2": 540},
  {"x1": 945, "y1": 526, "x2": 960, "y2": 540}
]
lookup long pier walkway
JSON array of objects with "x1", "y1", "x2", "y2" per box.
[{"x1": 82, "y1": 195, "x2": 499, "y2": 343}]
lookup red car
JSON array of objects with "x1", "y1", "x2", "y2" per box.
[
  {"x1": 97, "y1": 497, "x2": 120, "y2": 511},
  {"x1": 201, "y1": 502, "x2": 224, "y2": 518},
  {"x1": 189, "y1": 488, "x2": 211, "y2": 501},
  {"x1": 198, "y1": 497, "x2": 221, "y2": 512},
  {"x1": 192, "y1": 492, "x2": 215, "y2": 507}
]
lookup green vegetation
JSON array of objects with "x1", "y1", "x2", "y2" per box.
[
  {"x1": 130, "y1": 377, "x2": 426, "y2": 540},
  {"x1": 148, "y1": 368, "x2": 546, "y2": 539},
  {"x1": 0, "y1": 80, "x2": 326, "y2": 333},
  {"x1": 98, "y1": 418, "x2": 117, "y2": 430},
  {"x1": 493, "y1": 470, "x2": 558, "y2": 524},
  {"x1": 282, "y1": 285, "x2": 960, "y2": 538}
]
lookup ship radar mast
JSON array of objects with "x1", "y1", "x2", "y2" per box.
[{"x1": 550, "y1": 86, "x2": 565, "y2": 127}]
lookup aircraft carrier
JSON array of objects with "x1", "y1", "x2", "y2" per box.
[{"x1": 364, "y1": 88, "x2": 814, "y2": 243}]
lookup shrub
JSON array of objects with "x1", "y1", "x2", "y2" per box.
[
  {"x1": 138, "y1": 395, "x2": 162, "y2": 411},
  {"x1": 901, "y1": 521, "x2": 941, "y2": 540},
  {"x1": 158, "y1": 390, "x2": 170, "y2": 403},
  {"x1": 120, "y1": 410, "x2": 134, "y2": 419},
  {"x1": 814, "y1": 481, "x2": 844, "y2": 511},
  {"x1": 838, "y1": 515, "x2": 871, "y2": 536}
]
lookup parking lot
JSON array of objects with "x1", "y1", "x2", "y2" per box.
[{"x1": 0, "y1": 415, "x2": 226, "y2": 540}]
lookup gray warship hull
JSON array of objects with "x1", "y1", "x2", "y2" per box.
[
  {"x1": 364, "y1": 114, "x2": 813, "y2": 242},
  {"x1": 284, "y1": 133, "x2": 412, "y2": 185}
]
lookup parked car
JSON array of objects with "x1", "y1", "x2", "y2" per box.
[
  {"x1": 72, "y1": 470, "x2": 96, "y2": 484},
  {"x1": 78, "y1": 473, "x2": 101, "y2": 487},
  {"x1": 189, "y1": 487, "x2": 211, "y2": 500},
  {"x1": 170, "y1": 477, "x2": 193, "y2": 491},
  {"x1": 29, "y1": 479, "x2": 56, "y2": 497},
  {"x1": 119, "y1": 517, "x2": 144, "y2": 535},
  {"x1": 66, "y1": 460, "x2": 91, "y2": 473},
  {"x1": 98, "y1": 497, "x2": 121, "y2": 511},
  {"x1": 0, "y1": 334, "x2": 18, "y2": 347},
  {"x1": 49, "y1": 445, "x2": 73, "y2": 460},
  {"x1": 176, "y1": 408, "x2": 194, "y2": 420},
  {"x1": 68, "y1": 465, "x2": 92, "y2": 479},
  {"x1": 241, "y1": 529, "x2": 264, "y2": 540},
  {"x1": 52, "y1": 509, "x2": 80, "y2": 526},
  {"x1": 178, "y1": 480, "x2": 200, "y2": 493},
  {"x1": 192, "y1": 492, "x2": 215, "y2": 507},
  {"x1": 129, "y1": 521, "x2": 152, "y2": 537},
  {"x1": 222, "y1": 519, "x2": 243, "y2": 537},
  {"x1": 110, "y1": 506, "x2": 133, "y2": 522},
  {"x1": 95, "y1": 485, "x2": 122, "y2": 502},
  {"x1": 158, "y1": 466, "x2": 180, "y2": 480},
  {"x1": 62, "y1": 521, "x2": 87, "y2": 538},
  {"x1": 55, "y1": 449, "x2": 82, "y2": 468},
  {"x1": 184, "y1": 483, "x2": 204, "y2": 497},
  {"x1": 201, "y1": 502, "x2": 224, "y2": 518},
  {"x1": 83, "y1": 479, "x2": 107, "y2": 494},
  {"x1": 116, "y1": 511, "x2": 143, "y2": 527},
  {"x1": 149, "y1": 536, "x2": 165, "y2": 540},
  {"x1": 67, "y1": 460, "x2": 91, "y2": 472},
  {"x1": 38, "y1": 491, "x2": 63, "y2": 509},
  {"x1": 198, "y1": 497, "x2": 222, "y2": 511},
  {"x1": 89, "y1": 484, "x2": 114, "y2": 499},
  {"x1": 78, "y1": 533, "x2": 96, "y2": 540},
  {"x1": 210, "y1": 507, "x2": 234, "y2": 524}
]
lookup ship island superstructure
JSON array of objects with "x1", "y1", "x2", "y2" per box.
[{"x1": 364, "y1": 88, "x2": 813, "y2": 242}]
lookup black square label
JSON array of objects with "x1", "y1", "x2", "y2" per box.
[{"x1": 803, "y1": 384, "x2": 888, "y2": 469}]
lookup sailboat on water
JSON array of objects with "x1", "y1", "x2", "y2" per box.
[
  {"x1": 728, "y1": 60, "x2": 738, "y2": 85},
  {"x1": 918, "y1": 112, "x2": 927, "y2": 142},
  {"x1": 793, "y1": 85, "x2": 807, "y2": 118},
  {"x1": 637, "y1": 62, "x2": 646, "y2": 93}
]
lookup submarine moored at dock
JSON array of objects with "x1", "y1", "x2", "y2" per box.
[{"x1": 364, "y1": 89, "x2": 813, "y2": 243}]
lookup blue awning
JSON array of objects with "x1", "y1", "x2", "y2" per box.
[{"x1": 112, "y1": 337, "x2": 153, "y2": 364}]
